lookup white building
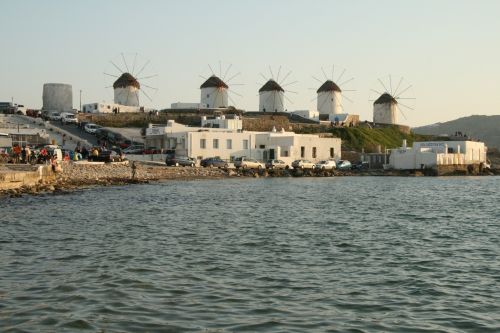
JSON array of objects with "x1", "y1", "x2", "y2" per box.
[
  {"x1": 259, "y1": 79, "x2": 285, "y2": 112},
  {"x1": 317, "y1": 80, "x2": 342, "y2": 116},
  {"x1": 145, "y1": 118, "x2": 341, "y2": 163},
  {"x1": 373, "y1": 93, "x2": 398, "y2": 125},
  {"x1": 113, "y1": 73, "x2": 140, "y2": 106},
  {"x1": 82, "y1": 102, "x2": 145, "y2": 114},
  {"x1": 200, "y1": 75, "x2": 229, "y2": 108},
  {"x1": 388, "y1": 140, "x2": 487, "y2": 170},
  {"x1": 201, "y1": 115, "x2": 242, "y2": 130}
]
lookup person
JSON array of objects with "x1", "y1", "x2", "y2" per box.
[
  {"x1": 21, "y1": 146, "x2": 27, "y2": 163},
  {"x1": 90, "y1": 147, "x2": 99, "y2": 161},
  {"x1": 51, "y1": 155, "x2": 58, "y2": 172},
  {"x1": 81, "y1": 146, "x2": 89, "y2": 159},
  {"x1": 40, "y1": 147, "x2": 48, "y2": 164},
  {"x1": 13, "y1": 145, "x2": 21, "y2": 163},
  {"x1": 25, "y1": 145, "x2": 31, "y2": 164},
  {"x1": 131, "y1": 161, "x2": 137, "y2": 179}
]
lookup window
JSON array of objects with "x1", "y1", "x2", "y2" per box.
[
  {"x1": 243, "y1": 140, "x2": 249, "y2": 149},
  {"x1": 312, "y1": 147, "x2": 317, "y2": 158},
  {"x1": 301, "y1": 146, "x2": 305, "y2": 158},
  {"x1": 330, "y1": 148, "x2": 334, "y2": 158},
  {"x1": 226, "y1": 139, "x2": 232, "y2": 149},
  {"x1": 259, "y1": 145, "x2": 265, "y2": 149},
  {"x1": 207, "y1": 94, "x2": 210, "y2": 98},
  {"x1": 213, "y1": 139, "x2": 219, "y2": 149},
  {"x1": 283, "y1": 151, "x2": 289, "y2": 157},
  {"x1": 200, "y1": 139, "x2": 206, "y2": 149}
]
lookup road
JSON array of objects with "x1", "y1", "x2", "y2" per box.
[{"x1": 49, "y1": 121, "x2": 99, "y2": 147}]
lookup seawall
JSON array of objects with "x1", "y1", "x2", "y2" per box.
[{"x1": 0, "y1": 165, "x2": 55, "y2": 190}]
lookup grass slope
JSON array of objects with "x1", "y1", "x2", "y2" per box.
[{"x1": 298, "y1": 126, "x2": 432, "y2": 152}]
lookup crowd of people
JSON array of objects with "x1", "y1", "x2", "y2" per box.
[{"x1": 1, "y1": 142, "x2": 125, "y2": 165}]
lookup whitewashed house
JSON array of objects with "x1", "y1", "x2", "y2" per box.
[
  {"x1": 82, "y1": 102, "x2": 145, "y2": 114},
  {"x1": 388, "y1": 140, "x2": 487, "y2": 170},
  {"x1": 145, "y1": 117, "x2": 341, "y2": 163}
]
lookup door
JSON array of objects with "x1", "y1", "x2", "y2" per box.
[{"x1": 269, "y1": 149, "x2": 275, "y2": 160}]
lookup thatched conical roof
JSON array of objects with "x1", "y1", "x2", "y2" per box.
[
  {"x1": 113, "y1": 73, "x2": 140, "y2": 89},
  {"x1": 317, "y1": 80, "x2": 341, "y2": 93},
  {"x1": 259, "y1": 79, "x2": 284, "y2": 93},
  {"x1": 374, "y1": 93, "x2": 397, "y2": 105},
  {"x1": 200, "y1": 75, "x2": 228, "y2": 89}
]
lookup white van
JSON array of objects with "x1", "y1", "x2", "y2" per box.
[{"x1": 61, "y1": 112, "x2": 78, "y2": 124}]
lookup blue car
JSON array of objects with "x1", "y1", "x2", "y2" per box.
[{"x1": 336, "y1": 160, "x2": 352, "y2": 170}]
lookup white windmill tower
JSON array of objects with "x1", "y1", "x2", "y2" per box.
[
  {"x1": 104, "y1": 53, "x2": 158, "y2": 107},
  {"x1": 312, "y1": 66, "x2": 354, "y2": 117},
  {"x1": 258, "y1": 66, "x2": 296, "y2": 112},
  {"x1": 371, "y1": 76, "x2": 414, "y2": 125},
  {"x1": 199, "y1": 62, "x2": 243, "y2": 108},
  {"x1": 200, "y1": 76, "x2": 228, "y2": 108},
  {"x1": 259, "y1": 80, "x2": 285, "y2": 112},
  {"x1": 113, "y1": 73, "x2": 140, "y2": 106}
]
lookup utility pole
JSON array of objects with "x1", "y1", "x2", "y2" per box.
[{"x1": 79, "y1": 90, "x2": 82, "y2": 112}]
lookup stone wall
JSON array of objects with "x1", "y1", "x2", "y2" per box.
[{"x1": 0, "y1": 165, "x2": 54, "y2": 190}]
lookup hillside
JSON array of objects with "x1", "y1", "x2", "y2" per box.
[
  {"x1": 329, "y1": 127, "x2": 430, "y2": 152},
  {"x1": 413, "y1": 115, "x2": 500, "y2": 149},
  {"x1": 291, "y1": 125, "x2": 433, "y2": 152}
]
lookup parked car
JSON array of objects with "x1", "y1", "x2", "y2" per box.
[
  {"x1": 143, "y1": 147, "x2": 162, "y2": 154},
  {"x1": 200, "y1": 157, "x2": 228, "y2": 168},
  {"x1": 48, "y1": 112, "x2": 62, "y2": 121},
  {"x1": 337, "y1": 160, "x2": 352, "y2": 170},
  {"x1": 314, "y1": 159, "x2": 336, "y2": 170},
  {"x1": 123, "y1": 145, "x2": 145, "y2": 154},
  {"x1": 265, "y1": 159, "x2": 289, "y2": 169},
  {"x1": 234, "y1": 157, "x2": 264, "y2": 169},
  {"x1": 60, "y1": 112, "x2": 78, "y2": 125},
  {"x1": 351, "y1": 161, "x2": 369, "y2": 170},
  {"x1": 88, "y1": 148, "x2": 122, "y2": 163},
  {"x1": 292, "y1": 159, "x2": 316, "y2": 169},
  {"x1": 166, "y1": 155, "x2": 196, "y2": 167},
  {"x1": 84, "y1": 123, "x2": 102, "y2": 134}
]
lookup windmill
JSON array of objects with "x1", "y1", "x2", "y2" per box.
[
  {"x1": 258, "y1": 66, "x2": 297, "y2": 112},
  {"x1": 103, "y1": 53, "x2": 158, "y2": 107},
  {"x1": 199, "y1": 62, "x2": 243, "y2": 108},
  {"x1": 371, "y1": 75, "x2": 415, "y2": 125},
  {"x1": 311, "y1": 65, "x2": 355, "y2": 117}
]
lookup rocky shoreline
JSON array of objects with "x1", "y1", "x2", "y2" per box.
[{"x1": 1, "y1": 161, "x2": 498, "y2": 198}]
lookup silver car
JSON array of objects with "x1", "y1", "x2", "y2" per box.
[
  {"x1": 314, "y1": 160, "x2": 336, "y2": 170},
  {"x1": 234, "y1": 157, "x2": 264, "y2": 169},
  {"x1": 291, "y1": 159, "x2": 315, "y2": 169}
]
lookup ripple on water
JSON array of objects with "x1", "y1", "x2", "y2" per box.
[{"x1": 0, "y1": 177, "x2": 499, "y2": 332}]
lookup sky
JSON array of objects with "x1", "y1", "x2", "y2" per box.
[{"x1": 1, "y1": 0, "x2": 499, "y2": 126}]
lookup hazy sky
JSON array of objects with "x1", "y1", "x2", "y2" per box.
[{"x1": 1, "y1": 0, "x2": 499, "y2": 126}]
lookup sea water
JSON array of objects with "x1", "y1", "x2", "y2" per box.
[{"x1": 1, "y1": 177, "x2": 499, "y2": 332}]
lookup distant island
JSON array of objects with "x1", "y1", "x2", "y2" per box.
[{"x1": 413, "y1": 115, "x2": 500, "y2": 150}]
